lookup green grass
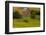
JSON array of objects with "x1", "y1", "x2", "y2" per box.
[{"x1": 13, "y1": 17, "x2": 40, "y2": 28}]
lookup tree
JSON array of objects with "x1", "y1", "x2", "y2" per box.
[
  {"x1": 13, "y1": 11, "x2": 22, "y2": 19},
  {"x1": 30, "y1": 10, "x2": 36, "y2": 19}
]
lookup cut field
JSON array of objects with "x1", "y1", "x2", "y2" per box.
[{"x1": 13, "y1": 17, "x2": 40, "y2": 28}]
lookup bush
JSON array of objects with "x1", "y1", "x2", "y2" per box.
[{"x1": 13, "y1": 11, "x2": 22, "y2": 19}]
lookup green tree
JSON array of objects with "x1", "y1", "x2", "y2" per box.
[
  {"x1": 30, "y1": 10, "x2": 36, "y2": 19},
  {"x1": 13, "y1": 11, "x2": 22, "y2": 19}
]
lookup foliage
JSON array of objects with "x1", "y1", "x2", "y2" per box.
[
  {"x1": 13, "y1": 11, "x2": 22, "y2": 19},
  {"x1": 30, "y1": 10, "x2": 40, "y2": 19},
  {"x1": 30, "y1": 10, "x2": 36, "y2": 19}
]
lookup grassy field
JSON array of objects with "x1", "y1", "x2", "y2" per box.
[{"x1": 13, "y1": 17, "x2": 40, "y2": 28}]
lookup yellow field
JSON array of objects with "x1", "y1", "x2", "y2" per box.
[{"x1": 13, "y1": 17, "x2": 40, "y2": 28}]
